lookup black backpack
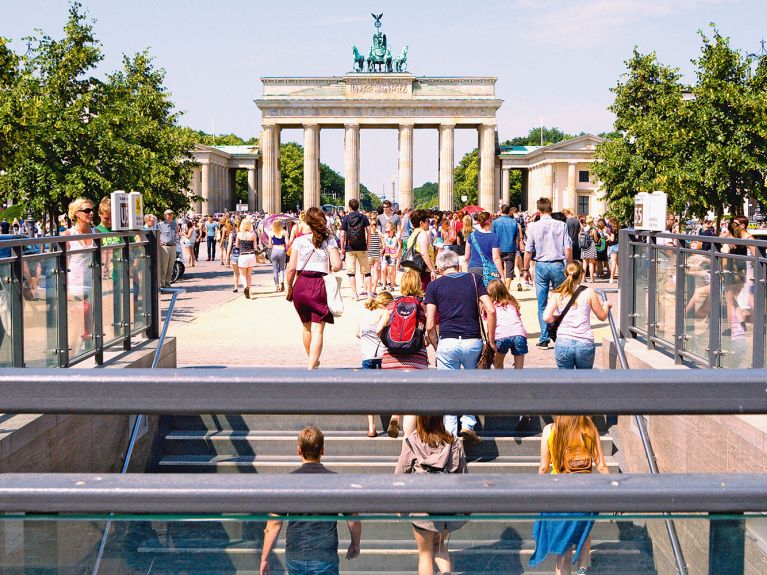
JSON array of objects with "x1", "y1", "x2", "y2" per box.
[
  {"x1": 578, "y1": 227, "x2": 594, "y2": 250},
  {"x1": 346, "y1": 212, "x2": 367, "y2": 251}
]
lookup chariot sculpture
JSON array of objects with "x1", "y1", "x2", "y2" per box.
[{"x1": 351, "y1": 13, "x2": 408, "y2": 74}]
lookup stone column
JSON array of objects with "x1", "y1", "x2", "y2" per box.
[
  {"x1": 303, "y1": 124, "x2": 321, "y2": 210},
  {"x1": 527, "y1": 166, "x2": 537, "y2": 211},
  {"x1": 247, "y1": 166, "x2": 257, "y2": 211},
  {"x1": 397, "y1": 124, "x2": 413, "y2": 210},
  {"x1": 438, "y1": 124, "x2": 455, "y2": 211},
  {"x1": 344, "y1": 123, "x2": 360, "y2": 207},
  {"x1": 479, "y1": 124, "x2": 496, "y2": 211},
  {"x1": 273, "y1": 126, "x2": 282, "y2": 213},
  {"x1": 261, "y1": 126, "x2": 276, "y2": 214},
  {"x1": 544, "y1": 163, "x2": 553, "y2": 203},
  {"x1": 495, "y1": 162, "x2": 502, "y2": 211},
  {"x1": 565, "y1": 162, "x2": 577, "y2": 212},
  {"x1": 199, "y1": 162, "x2": 210, "y2": 214},
  {"x1": 501, "y1": 167, "x2": 510, "y2": 207}
]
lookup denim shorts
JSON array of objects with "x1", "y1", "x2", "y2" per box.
[
  {"x1": 361, "y1": 358, "x2": 382, "y2": 369},
  {"x1": 495, "y1": 335, "x2": 528, "y2": 356}
]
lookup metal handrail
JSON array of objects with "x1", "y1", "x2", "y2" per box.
[
  {"x1": 597, "y1": 287, "x2": 688, "y2": 575},
  {"x1": 91, "y1": 287, "x2": 185, "y2": 575},
  {"x1": 0, "y1": 231, "x2": 161, "y2": 367}
]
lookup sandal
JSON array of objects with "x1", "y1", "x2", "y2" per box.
[
  {"x1": 387, "y1": 419, "x2": 399, "y2": 438},
  {"x1": 367, "y1": 430, "x2": 378, "y2": 438}
]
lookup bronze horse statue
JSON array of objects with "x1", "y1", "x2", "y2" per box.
[{"x1": 352, "y1": 46, "x2": 365, "y2": 72}]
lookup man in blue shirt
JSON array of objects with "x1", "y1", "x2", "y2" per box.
[{"x1": 492, "y1": 204, "x2": 522, "y2": 290}]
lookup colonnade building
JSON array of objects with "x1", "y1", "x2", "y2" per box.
[{"x1": 188, "y1": 74, "x2": 603, "y2": 216}]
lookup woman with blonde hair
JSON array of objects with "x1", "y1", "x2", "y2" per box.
[
  {"x1": 530, "y1": 415, "x2": 609, "y2": 573},
  {"x1": 377, "y1": 269, "x2": 430, "y2": 438},
  {"x1": 63, "y1": 197, "x2": 96, "y2": 357},
  {"x1": 219, "y1": 215, "x2": 231, "y2": 267},
  {"x1": 269, "y1": 219, "x2": 288, "y2": 292},
  {"x1": 358, "y1": 291, "x2": 394, "y2": 437},
  {"x1": 542, "y1": 261, "x2": 610, "y2": 370},
  {"x1": 235, "y1": 218, "x2": 257, "y2": 298},
  {"x1": 286, "y1": 207, "x2": 342, "y2": 369},
  {"x1": 227, "y1": 217, "x2": 240, "y2": 292}
]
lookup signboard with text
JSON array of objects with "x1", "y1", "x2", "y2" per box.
[
  {"x1": 634, "y1": 191, "x2": 667, "y2": 231},
  {"x1": 110, "y1": 191, "x2": 130, "y2": 231},
  {"x1": 128, "y1": 192, "x2": 144, "y2": 229}
]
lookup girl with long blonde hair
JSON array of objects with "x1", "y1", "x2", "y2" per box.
[
  {"x1": 358, "y1": 291, "x2": 394, "y2": 437},
  {"x1": 531, "y1": 415, "x2": 608, "y2": 573},
  {"x1": 269, "y1": 219, "x2": 288, "y2": 292},
  {"x1": 235, "y1": 218, "x2": 257, "y2": 298},
  {"x1": 542, "y1": 261, "x2": 610, "y2": 369}
]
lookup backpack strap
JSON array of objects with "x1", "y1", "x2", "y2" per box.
[{"x1": 551, "y1": 285, "x2": 587, "y2": 330}]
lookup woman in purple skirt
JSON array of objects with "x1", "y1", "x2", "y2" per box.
[{"x1": 285, "y1": 207, "x2": 342, "y2": 369}]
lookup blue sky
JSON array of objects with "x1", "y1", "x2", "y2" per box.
[{"x1": 2, "y1": 0, "x2": 764, "y2": 199}]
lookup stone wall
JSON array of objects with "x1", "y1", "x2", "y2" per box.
[
  {"x1": 603, "y1": 337, "x2": 767, "y2": 575},
  {"x1": 0, "y1": 337, "x2": 176, "y2": 571}
]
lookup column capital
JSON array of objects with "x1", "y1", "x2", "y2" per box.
[
  {"x1": 439, "y1": 122, "x2": 456, "y2": 130},
  {"x1": 303, "y1": 123, "x2": 320, "y2": 130},
  {"x1": 344, "y1": 122, "x2": 360, "y2": 129},
  {"x1": 398, "y1": 122, "x2": 415, "y2": 129},
  {"x1": 501, "y1": 166, "x2": 511, "y2": 172}
]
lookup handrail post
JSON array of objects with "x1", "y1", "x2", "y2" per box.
[
  {"x1": 56, "y1": 242, "x2": 69, "y2": 367},
  {"x1": 751, "y1": 244, "x2": 766, "y2": 368},
  {"x1": 646, "y1": 233, "x2": 658, "y2": 350},
  {"x1": 618, "y1": 229, "x2": 632, "y2": 340},
  {"x1": 120, "y1": 237, "x2": 131, "y2": 351},
  {"x1": 92, "y1": 238, "x2": 104, "y2": 366},
  {"x1": 708, "y1": 243, "x2": 722, "y2": 368},
  {"x1": 673, "y1": 242, "x2": 685, "y2": 364},
  {"x1": 10, "y1": 245, "x2": 25, "y2": 367},
  {"x1": 146, "y1": 230, "x2": 160, "y2": 340}
]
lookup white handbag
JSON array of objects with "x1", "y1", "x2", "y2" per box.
[{"x1": 324, "y1": 272, "x2": 344, "y2": 317}]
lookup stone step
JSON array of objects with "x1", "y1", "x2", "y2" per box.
[
  {"x1": 157, "y1": 454, "x2": 620, "y2": 474},
  {"x1": 161, "y1": 430, "x2": 615, "y2": 458},
  {"x1": 130, "y1": 539, "x2": 654, "y2": 573},
  {"x1": 127, "y1": 517, "x2": 645, "y2": 544},
  {"x1": 166, "y1": 414, "x2": 580, "y2": 434}
]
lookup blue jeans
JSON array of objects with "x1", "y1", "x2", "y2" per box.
[
  {"x1": 286, "y1": 560, "x2": 339, "y2": 575},
  {"x1": 361, "y1": 358, "x2": 382, "y2": 369},
  {"x1": 436, "y1": 337, "x2": 481, "y2": 435},
  {"x1": 206, "y1": 236, "x2": 216, "y2": 260},
  {"x1": 534, "y1": 261, "x2": 566, "y2": 344},
  {"x1": 554, "y1": 337, "x2": 595, "y2": 369}
]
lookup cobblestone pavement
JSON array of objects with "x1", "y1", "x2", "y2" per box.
[{"x1": 166, "y1": 257, "x2": 618, "y2": 369}]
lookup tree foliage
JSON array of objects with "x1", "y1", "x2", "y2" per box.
[
  {"x1": 504, "y1": 126, "x2": 577, "y2": 147},
  {"x1": 453, "y1": 148, "x2": 479, "y2": 206},
  {"x1": 413, "y1": 182, "x2": 438, "y2": 209},
  {"x1": 0, "y1": 2, "x2": 197, "y2": 222},
  {"x1": 593, "y1": 29, "x2": 767, "y2": 223}
]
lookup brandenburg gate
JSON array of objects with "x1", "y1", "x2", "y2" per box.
[{"x1": 255, "y1": 74, "x2": 502, "y2": 212}]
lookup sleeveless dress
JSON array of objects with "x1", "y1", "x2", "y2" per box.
[{"x1": 529, "y1": 429, "x2": 596, "y2": 567}]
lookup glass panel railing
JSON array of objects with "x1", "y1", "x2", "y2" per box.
[
  {"x1": 632, "y1": 244, "x2": 649, "y2": 332},
  {"x1": 101, "y1": 245, "x2": 125, "y2": 347},
  {"x1": 67, "y1": 249, "x2": 96, "y2": 361},
  {"x1": 0, "y1": 262, "x2": 13, "y2": 368},
  {"x1": 682, "y1": 251, "x2": 711, "y2": 361},
  {"x1": 129, "y1": 244, "x2": 149, "y2": 333},
  {"x1": 0, "y1": 513, "x2": 764, "y2": 574},
  {"x1": 718, "y1": 256, "x2": 754, "y2": 368},
  {"x1": 23, "y1": 254, "x2": 60, "y2": 368},
  {"x1": 653, "y1": 247, "x2": 676, "y2": 344}
]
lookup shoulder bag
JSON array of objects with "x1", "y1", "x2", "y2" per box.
[
  {"x1": 322, "y1": 240, "x2": 344, "y2": 318},
  {"x1": 547, "y1": 285, "x2": 587, "y2": 342},
  {"x1": 401, "y1": 229, "x2": 428, "y2": 273},
  {"x1": 470, "y1": 232, "x2": 501, "y2": 287},
  {"x1": 472, "y1": 274, "x2": 494, "y2": 369}
]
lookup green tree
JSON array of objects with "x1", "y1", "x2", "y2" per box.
[
  {"x1": 591, "y1": 49, "x2": 687, "y2": 223},
  {"x1": 413, "y1": 182, "x2": 438, "y2": 209},
  {"x1": 454, "y1": 148, "x2": 479, "y2": 206},
  {"x1": 504, "y1": 126, "x2": 575, "y2": 147},
  {"x1": 0, "y1": 3, "x2": 198, "y2": 222}
]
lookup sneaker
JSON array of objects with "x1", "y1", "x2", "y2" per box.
[
  {"x1": 535, "y1": 341, "x2": 549, "y2": 349},
  {"x1": 459, "y1": 429, "x2": 481, "y2": 446},
  {"x1": 576, "y1": 568, "x2": 589, "y2": 575}
]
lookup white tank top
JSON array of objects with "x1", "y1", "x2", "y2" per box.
[{"x1": 555, "y1": 288, "x2": 594, "y2": 343}]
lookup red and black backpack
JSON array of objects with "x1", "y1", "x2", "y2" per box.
[{"x1": 381, "y1": 296, "x2": 425, "y2": 356}]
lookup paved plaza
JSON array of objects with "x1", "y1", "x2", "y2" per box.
[{"x1": 165, "y1": 259, "x2": 616, "y2": 369}]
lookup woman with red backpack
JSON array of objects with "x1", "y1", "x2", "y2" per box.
[{"x1": 376, "y1": 269, "x2": 431, "y2": 438}]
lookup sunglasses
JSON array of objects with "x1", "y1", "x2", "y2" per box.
[{"x1": 78, "y1": 208, "x2": 94, "y2": 214}]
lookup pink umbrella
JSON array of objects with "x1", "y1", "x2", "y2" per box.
[
  {"x1": 258, "y1": 214, "x2": 297, "y2": 245},
  {"x1": 462, "y1": 205, "x2": 486, "y2": 215}
]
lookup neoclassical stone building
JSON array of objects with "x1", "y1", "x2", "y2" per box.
[{"x1": 187, "y1": 75, "x2": 603, "y2": 215}]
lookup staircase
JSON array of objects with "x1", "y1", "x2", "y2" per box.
[{"x1": 108, "y1": 414, "x2": 657, "y2": 574}]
